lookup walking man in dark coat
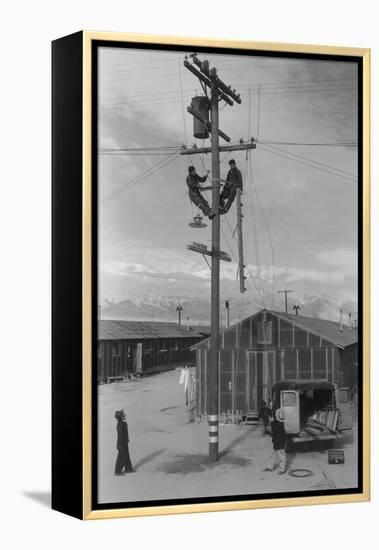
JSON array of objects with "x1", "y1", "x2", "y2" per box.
[
  {"x1": 114, "y1": 409, "x2": 135, "y2": 475},
  {"x1": 219, "y1": 159, "x2": 243, "y2": 214},
  {"x1": 186, "y1": 166, "x2": 217, "y2": 219},
  {"x1": 263, "y1": 408, "x2": 287, "y2": 474}
]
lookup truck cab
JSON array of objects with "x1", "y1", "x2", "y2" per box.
[{"x1": 271, "y1": 380, "x2": 353, "y2": 443}]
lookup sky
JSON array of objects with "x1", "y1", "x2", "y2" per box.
[{"x1": 98, "y1": 46, "x2": 359, "y2": 324}]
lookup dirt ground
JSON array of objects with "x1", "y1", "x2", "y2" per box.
[{"x1": 98, "y1": 369, "x2": 358, "y2": 504}]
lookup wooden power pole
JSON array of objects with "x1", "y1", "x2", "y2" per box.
[
  {"x1": 183, "y1": 55, "x2": 255, "y2": 461},
  {"x1": 176, "y1": 304, "x2": 183, "y2": 325},
  {"x1": 225, "y1": 300, "x2": 230, "y2": 329},
  {"x1": 236, "y1": 188, "x2": 246, "y2": 292},
  {"x1": 278, "y1": 289, "x2": 293, "y2": 314}
]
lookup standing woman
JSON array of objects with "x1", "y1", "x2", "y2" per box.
[{"x1": 114, "y1": 409, "x2": 135, "y2": 475}]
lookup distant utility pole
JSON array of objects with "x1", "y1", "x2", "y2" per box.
[
  {"x1": 183, "y1": 54, "x2": 255, "y2": 462},
  {"x1": 225, "y1": 300, "x2": 230, "y2": 328},
  {"x1": 176, "y1": 304, "x2": 183, "y2": 326},
  {"x1": 278, "y1": 289, "x2": 293, "y2": 314}
]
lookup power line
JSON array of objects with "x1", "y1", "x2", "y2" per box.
[
  {"x1": 248, "y1": 150, "x2": 276, "y2": 309},
  {"x1": 101, "y1": 153, "x2": 179, "y2": 204},
  {"x1": 101, "y1": 56, "x2": 181, "y2": 69},
  {"x1": 258, "y1": 144, "x2": 357, "y2": 182},
  {"x1": 100, "y1": 145, "x2": 179, "y2": 151},
  {"x1": 100, "y1": 77, "x2": 355, "y2": 102},
  {"x1": 99, "y1": 79, "x2": 356, "y2": 108},
  {"x1": 178, "y1": 59, "x2": 189, "y2": 151},
  {"x1": 245, "y1": 153, "x2": 266, "y2": 306},
  {"x1": 99, "y1": 84, "x2": 356, "y2": 110},
  {"x1": 198, "y1": 156, "x2": 262, "y2": 306},
  {"x1": 257, "y1": 140, "x2": 357, "y2": 147},
  {"x1": 260, "y1": 143, "x2": 357, "y2": 177}
]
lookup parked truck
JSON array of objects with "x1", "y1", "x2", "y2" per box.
[{"x1": 271, "y1": 379, "x2": 354, "y2": 443}]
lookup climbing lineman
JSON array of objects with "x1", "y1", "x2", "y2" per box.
[
  {"x1": 186, "y1": 165, "x2": 219, "y2": 220},
  {"x1": 219, "y1": 159, "x2": 243, "y2": 214}
]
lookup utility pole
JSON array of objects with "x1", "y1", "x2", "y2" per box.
[
  {"x1": 183, "y1": 54, "x2": 254, "y2": 462},
  {"x1": 176, "y1": 304, "x2": 183, "y2": 326},
  {"x1": 225, "y1": 300, "x2": 230, "y2": 329},
  {"x1": 278, "y1": 289, "x2": 293, "y2": 314},
  {"x1": 208, "y1": 73, "x2": 221, "y2": 461},
  {"x1": 236, "y1": 189, "x2": 246, "y2": 292}
]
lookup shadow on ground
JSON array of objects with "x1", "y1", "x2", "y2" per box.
[
  {"x1": 134, "y1": 449, "x2": 166, "y2": 469},
  {"x1": 220, "y1": 427, "x2": 258, "y2": 458},
  {"x1": 160, "y1": 405, "x2": 181, "y2": 413},
  {"x1": 157, "y1": 453, "x2": 251, "y2": 474},
  {"x1": 23, "y1": 491, "x2": 51, "y2": 507}
]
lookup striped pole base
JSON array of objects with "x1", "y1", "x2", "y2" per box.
[{"x1": 208, "y1": 414, "x2": 219, "y2": 461}]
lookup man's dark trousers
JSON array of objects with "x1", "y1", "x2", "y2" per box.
[{"x1": 115, "y1": 445, "x2": 132, "y2": 474}]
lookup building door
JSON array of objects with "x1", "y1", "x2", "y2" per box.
[
  {"x1": 247, "y1": 352, "x2": 257, "y2": 411},
  {"x1": 132, "y1": 343, "x2": 143, "y2": 373},
  {"x1": 336, "y1": 387, "x2": 353, "y2": 430},
  {"x1": 247, "y1": 351, "x2": 276, "y2": 411}
]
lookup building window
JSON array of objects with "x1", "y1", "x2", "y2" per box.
[
  {"x1": 159, "y1": 339, "x2": 168, "y2": 352},
  {"x1": 258, "y1": 322, "x2": 272, "y2": 344},
  {"x1": 97, "y1": 345, "x2": 102, "y2": 359},
  {"x1": 112, "y1": 342, "x2": 120, "y2": 356}
]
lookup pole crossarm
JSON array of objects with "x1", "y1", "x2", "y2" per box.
[
  {"x1": 213, "y1": 75, "x2": 241, "y2": 104},
  {"x1": 183, "y1": 60, "x2": 233, "y2": 106},
  {"x1": 189, "y1": 55, "x2": 241, "y2": 104},
  {"x1": 181, "y1": 142, "x2": 256, "y2": 156},
  {"x1": 186, "y1": 243, "x2": 232, "y2": 262}
]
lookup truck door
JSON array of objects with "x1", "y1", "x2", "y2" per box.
[
  {"x1": 280, "y1": 390, "x2": 300, "y2": 434},
  {"x1": 336, "y1": 387, "x2": 353, "y2": 430}
]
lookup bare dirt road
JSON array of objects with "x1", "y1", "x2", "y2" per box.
[{"x1": 98, "y1": 369, "x2": 358, "y2": 505}]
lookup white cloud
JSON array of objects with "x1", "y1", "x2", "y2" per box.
[{"x1": 317, "y1": 248, "x2": 357, "y2": 274}]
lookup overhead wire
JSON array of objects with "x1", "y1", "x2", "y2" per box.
[
  {"x1": 245, "y1": 155, "x2": 266, "y2": 307},
  {"x1": 178, "y1": 58, "x2": 189, "y2": 151},
  {"x1": 99, "y1": 79, "x2": 356, "y2": 109},
  {"x1": 258, "y1": 144, "x2": 357, "y2": 182},
  {"x1": 197, "y1": 148, "x2": 261, "y2": 306},
  {"x1": 99, "y1": 86, "x2": 355, "y2": 111},
  {"x1": 257, "y1": 140, "x2": 357, "y2": 147},
  {"x1": 218, "y1": 156, "x2": 263, "y2": 304},
  {"x1": 246, "y1": 84, "x2": 266, "y2": 305},
  {"x1": 248, "y1": 150, "x2": 277, "y2": 310},
  {"x1": 101, "y1": 152, "x2": 180, "y2": 205},
  {"x1": 256, "y1": 143, "x2": 357, "y2": 177}
]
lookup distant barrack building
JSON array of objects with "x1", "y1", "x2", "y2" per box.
[
  {"x1": 97, "y1": 320, "x2": 209, "y2": 382},
  {"x1": 191, "y1": 309, "x2": 358, "y2": 420}
]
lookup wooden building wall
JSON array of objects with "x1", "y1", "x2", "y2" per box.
[
  {"x1": 196, "y1": 312, "x2": 357, "y2": 418},
  {"x1": 196, "y1": 346, "x2": 340, "y2": 417},
  {"x1": 98, "y1": 336, "x2": 201, "y2": 382}
]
